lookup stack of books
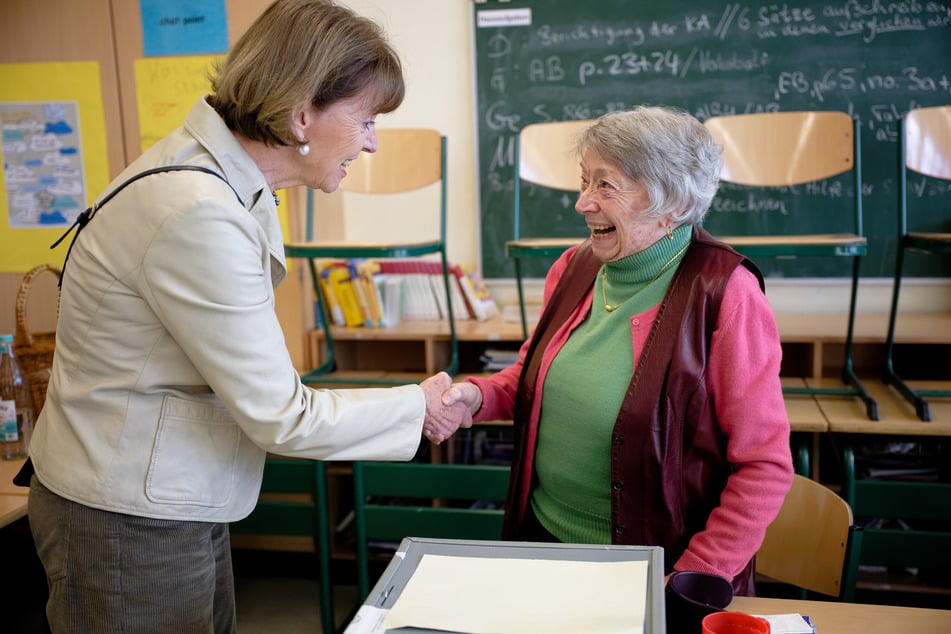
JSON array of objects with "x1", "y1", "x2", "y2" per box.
[
  {"x1": 314, "y1": 259, "x2": 500, "y2": 328},
  {"x1": 479, "y1": 348, "x2": 520, "y2": 371}
]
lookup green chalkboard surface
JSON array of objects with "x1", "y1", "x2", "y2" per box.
[{"x1": 472, "y1": 0, "x2": 951, "y2": 279}]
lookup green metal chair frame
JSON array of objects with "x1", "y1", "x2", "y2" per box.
[
  {"x1": 230, "y1": 457, "x2": 335, "y2": 634},
  {"x1": 506, "y1": 119, "x2": 593, "y2": 338},
  {"x1": 882, "y1": 105, "x2": 951, "y2": 421},
  {"x1": 351, "y1": 460, "x2": 510, "y2": 602},
  {"x1": 284, "y1": 129, "x2": 459, "y2": 385},
  {"x1": 791, "y1": 433, "x2": 812, "y2": 477},
  {"x1": 842, "y1": 442, "x2": 951, "y2": 583},
  {"x1": 756, "y1": 474, "x2": 863, "y2": 601},
  {"x1": 704, "y1": 111, "x2": 879, "y2": 420}
]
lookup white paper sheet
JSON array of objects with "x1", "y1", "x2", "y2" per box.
[
  {"x1": 756, "y1": 613, "x2": 815, "y2": 634},
  {"x1": 382, "y1": 554, "x2": 648, "y2": 633}
]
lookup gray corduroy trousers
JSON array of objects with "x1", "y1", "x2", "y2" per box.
[{"x1": 28, "y1": 476, "x2": 237, "y2": 634}]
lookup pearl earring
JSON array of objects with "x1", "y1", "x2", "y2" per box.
[{"x1": 298, "y1": 143, "x2": 310, "y2": 156}]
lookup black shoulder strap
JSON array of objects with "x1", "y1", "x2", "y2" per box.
[{"x1": 51, "y1": 165, "x2": 242, "y2": 288}]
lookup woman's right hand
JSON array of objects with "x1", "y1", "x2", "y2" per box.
[{"x1": 442, "y1": 381, "x2": 483, "y2": 417}]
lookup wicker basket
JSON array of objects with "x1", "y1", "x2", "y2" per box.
[{"x1": 13, "y1": 264, "x2": 61, "y2": 414}]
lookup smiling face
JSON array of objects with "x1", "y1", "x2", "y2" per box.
[
  {"x1": 298, "y1": 94, "x2": 379, "y2": 193},
  {"x1": 576, "y1": 148, "x2": 670, "y2": 262}
]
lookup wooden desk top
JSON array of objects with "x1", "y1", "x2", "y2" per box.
[
  {"x1": 730, "y1": 596, "x2": 951, "y2": 633},
  {"x1": 0, "y1": 458, "x2": 29, "y2": 529},
  {"x1": 0, "y1": 494, "x2": 28, "y2": 528},
  {"x1": 0, "y1": 458, "x2": 28, "y2": 495},
  {"x1": 774, "y1": 312, "x2": 951, "y2": 344},
  {"x1": 813, "y1": 379, "x2": 951, "y2": 435},
  {"x1": 782, "y1": 378, "x2": 828, "y2": 433}
]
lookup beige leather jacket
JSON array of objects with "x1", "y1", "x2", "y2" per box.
[{"x1": 29, "y1": 99, "x2": 423, "y2": 521}]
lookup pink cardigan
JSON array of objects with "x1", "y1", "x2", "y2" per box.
[{"x1": 469, "y1": 250, "x2": 793, "y2": 580}]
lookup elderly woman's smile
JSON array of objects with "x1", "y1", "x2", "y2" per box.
[{"x1": 589, "y1": 224, "x2": 616, "y2": 238}]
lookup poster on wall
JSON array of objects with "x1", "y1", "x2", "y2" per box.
[
  {"x1": 140, "y1": 0, "x2": 229, "y2": 57},
  {"x1": 0, "y1": 101, "x2": 86, "y2": 229},
  {"x1": 134, "y1": 55, "x2": 292, "y2": 240},
  {"x1": 0, "y1": 61, "x2": 109, "y2": 272},
  {"x1": 134, "y1": 54, "x2": 222, "y2": 153}
]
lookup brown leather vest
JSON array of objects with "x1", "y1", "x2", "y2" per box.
[{"x1": 505, "y1": 226, "x2": 763, "y2": 594}]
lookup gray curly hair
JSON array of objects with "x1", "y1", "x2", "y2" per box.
[{"x1": 576, "y1": 105, "x2": 722, "y2": 225}]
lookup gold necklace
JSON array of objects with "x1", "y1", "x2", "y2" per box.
[{"x1": 601, "y1": 241, "x2": 690, "y2": 312}]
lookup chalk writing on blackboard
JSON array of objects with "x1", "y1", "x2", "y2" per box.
[{"x1": 472, "y1": 0, "x2": 951, "y2": 279}]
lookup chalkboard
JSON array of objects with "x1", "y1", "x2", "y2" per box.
[{"x1": 472, "y1": 0, "x2": 951, "y2": 279}]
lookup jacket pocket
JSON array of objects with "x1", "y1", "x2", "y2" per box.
[{"x1": 146, "y1": 394, "x2": 240, "y2": 507}]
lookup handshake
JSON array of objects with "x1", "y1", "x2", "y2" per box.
[{"x1": 419, "y1": 372, "x2": 484, "y2": 444}]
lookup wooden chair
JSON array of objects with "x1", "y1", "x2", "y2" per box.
[
  {"x1": 842, "y1": 442, "x2": 951, "y2": 592},
  {"x1": 284, "y1": 128, "x2": 459, "y2": 384},
  {"x1": 229, "y1": 458, "x2": 335, "y2": 634},
  {"x1": 756, "y1": 474, "x2": 862, "y2": 601},
  {"x1": 506, "y1": 119, "x2": 592, "y2": 338},
  {"x1": 882, "y1": 105, "x2": 951, "y2": 421},
  {"x1": 704, "y1": 111, "x2": 879, "y2": 420},
  {"x1": 351, "y1": 460, "x2": 510, "y2": 603}
]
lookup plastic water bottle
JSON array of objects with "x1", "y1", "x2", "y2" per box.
[{"x1": 0, "y1": 334, "x2": 34, "y2": 460}]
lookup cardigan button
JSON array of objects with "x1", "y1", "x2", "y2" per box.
[
  {"x1": 614, "y1": 525, "x2": 626, "y2": 536},
  {"x1": 612, "y1": 480, "x2": 623, "y2": 491},
  {"x1": 613, "y1": 434, "x2": 624, "y2": 445}
]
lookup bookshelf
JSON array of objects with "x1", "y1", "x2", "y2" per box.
[{"x1": 304, "y1": 316, "x2": 525, "y2": 379}]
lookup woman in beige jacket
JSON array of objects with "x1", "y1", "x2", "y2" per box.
[{"x1": 24, "y1": 1, "x2": 467, "y2": 631}]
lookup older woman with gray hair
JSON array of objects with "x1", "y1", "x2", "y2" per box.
[{"x1": 445, "y1": 105, "x2": 793, "y2": 595}]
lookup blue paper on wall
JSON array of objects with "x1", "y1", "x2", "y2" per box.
[{"x1": 140, "y1": 0, "x2": 229, "y2": 57}]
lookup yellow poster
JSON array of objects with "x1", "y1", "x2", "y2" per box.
[
  {"x1": 0, "y1": 61, "x2": 109, "y2": 272},
  {"x1": 134, "y1": 55, "x2": 291, "y2": 239},
  {"x1": 134, "y1": 54, "x2": 222, "y2": 154}
]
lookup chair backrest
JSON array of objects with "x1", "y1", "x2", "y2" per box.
[
  {"x1": 518, "y1": 119, "x2": 593, "y2": 190},
  {"x1": 352, "y1": 461, "x2": 510, "y2": 600},
  {"x1": 904, "y1": 105, "x2": 951, "y2": 181},
  {"x1": 508, "y1": 120, "x2": 593, "y2": 337},
  {"x1": 756, "y1": 474, "x2": 861, "y2": 600},
  {"x1": 899, "y1": 105, "x2": 951, "y2": 239},
  {"x1": 705, "y1": 111, "x2": 855, "y2": 187},
  {"x1": 229, "y1": 458, "x2": 334, "y2": 634},
  {"x1": 305, "y1": 127, "x2": 447, "y2": 242},
  {"x1": 514, "y1": 119, "x2": 593, "y2": 237},
  {"x1": 342, "y1": 127, "x2": 445, "y2": 193},
  {"x1": 704, "y1": 110, "x2": 864, "y2": 245}
]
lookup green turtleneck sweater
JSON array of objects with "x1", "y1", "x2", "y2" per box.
[{"x1": 531, "y1": 224, "x2": 692, "y2": 543}]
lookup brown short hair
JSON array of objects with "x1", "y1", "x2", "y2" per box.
[{"x1": 208, "y1": 0, "x2": 405, "y2": 146}]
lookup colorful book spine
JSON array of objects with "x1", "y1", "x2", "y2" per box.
[
  {"x1": 325, "y1": 264, "x2": 364, "y2": 327},
  {"x1": 354, "y1": 260, "x2": 384, "y2": 328},
  {"x1": 317, "y1": 262, "x2": 346, "y2": 327},
  {"x1": 454, "y1": 264, "x2": 500, "y2": 321}
]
